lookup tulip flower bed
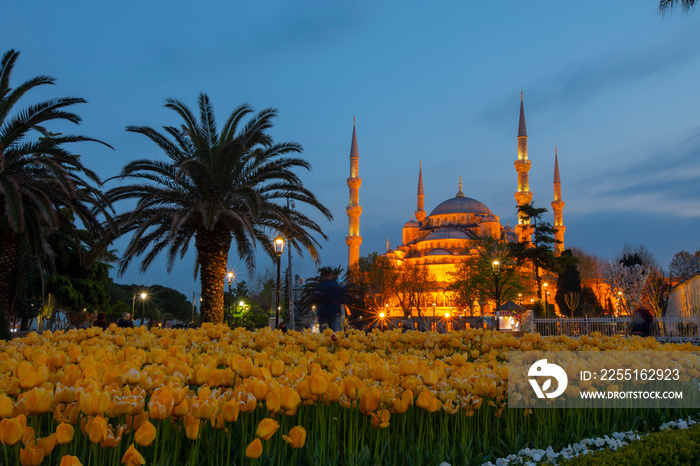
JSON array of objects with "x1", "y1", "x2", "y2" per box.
[{"x1": 0, "y1": 324, "x2": 697, "y2": 466}]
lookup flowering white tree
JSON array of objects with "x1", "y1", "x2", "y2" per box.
[{"x1": 603, "y1": 261, "x2": 650, "y2": 314}]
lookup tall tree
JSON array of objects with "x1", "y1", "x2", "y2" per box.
[
  {"x1": 392, "y1": 263, "x2": 437, "y2": 317},
  {"x1": 554, "y1": 250, "x2": 582, "y2": 317},
  {"x1": 451, "y1": 236, "x2": 528, "y2": 315},
  {"x1": 108, "y1": 95, "x2": 332, "y2": 323},
  {"x1": 346, "y1": 253, "x2": 394, "y2": 318},
  {"x1": 669, "y1": 250, "x2": 698, "y2": 280},
  {"x1": 509, "y1": 203, "x2": 562, "y2": 300},
  {"x1": 0, "y1": 49, "x2": 112, "y2": 337}
]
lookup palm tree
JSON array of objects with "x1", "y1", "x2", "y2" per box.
[
  {"x1": 659, "y1": 0, "x2": 696, "y2": 13},
  {"x1": 108, "y1": 94, "x2": 332, "y2": 323},
  {"x1": 0, "y1": 49, "x2": 112, "y2": 335}
]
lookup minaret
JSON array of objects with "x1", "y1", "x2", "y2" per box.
[
  {"x1": 346, "y1": 117, "x2": 362, "y2": 268},
  {"x1": 514, "y1": 91, "x2": 533, "y2": 243},
  {"x1": 415, "y1": 161, "x2": 426, "y2": 222},
  {"x1": 551, "y1": 147, "x2": 566, "y2": 255}
]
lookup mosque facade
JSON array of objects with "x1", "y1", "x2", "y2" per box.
[{"x1": 346, "y1": 96, "x2": 565, "y2": 315}]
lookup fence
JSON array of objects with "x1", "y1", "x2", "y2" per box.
[{"x1": 533, "y1": 316, "x2": 700, "y2": 343}]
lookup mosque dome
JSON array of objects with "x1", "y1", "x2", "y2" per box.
[
  {"x1": 426, "y1": 248, "x2": 452, "y2": 256},
  {"x1": 404, "y1": 218, "x2": 419, "y2": 228},
  {"x1": 429, "y1": 195, "x2": 491, "y2": 216},
  {"x1": 425, "y1": 228, "x2": 470, "y2": 241},
  {"x1": 482, "y1": 214, "x2": 499, "y2": 222}
]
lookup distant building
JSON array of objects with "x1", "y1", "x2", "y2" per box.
[{"x1": 346, "y1": 95, "x2": 565, "y2": 315}]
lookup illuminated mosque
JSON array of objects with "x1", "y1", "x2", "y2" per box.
[{"x1": 345, "y1": 95, "x2": 566, "y2": 315}]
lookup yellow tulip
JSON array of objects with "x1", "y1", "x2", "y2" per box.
[
  {"x1": 126, "y1": 411, "x2": 149, "y2": 432},
  {"x1": 0, "y1": 417, "x2": 23, "y2": 445},
  {"x1": 191, "y1": 397, "x2": 217, "y2": 420},
  {"x1": 221, "y1": 400, "x2": 240, "y2": 423},
  {"x1": 256, "y1": 418, "x2": 279, "y2": 440},
  {"x1": 309, "y1": 371, "x2": 330, "y2": 396},
  {"x1": 25, "y1": 386, "x2": 53, "y2": 415},
  {"x1": 121, "y1": 443, "x2": 146, "y2": 466},
  {"x1": 183, "y1": 413, "x2": 200, "y2": 440},
  {"x1": 422, "y1": 370, "x2": 439, "y2": 386},
  {"x1": 58, "y1": 455, "x2": 82, "y2": 466},
  {"x1": 79, "y1": 390, "x2": 109, "y2": 416},
  {"x1": 19, "y1": 444, "x2": 44, "y2": 466},
  {"x1": 369, "y1": 362, "x2": 390, "y2": 381},
  {"x1": 370, "y1": 409, "x2": 390, "y2": 428},
  {"x1": 36, "y1": 433, "x2": 57, "y2": 456},
  {"x1": 279, "y1": 386, "x2": 301, "y2": 411},
  {"x1": 343, "y1": 376, "x2": 362, "y2": 400},
  {"x1": 282, "y1": 426, "x2": 306, "y2": 449},
  {"x1": 252, "y1": 379, "x2": 269, "y2": 400},
  {"x1": 359, "y1": 387, "x2": 381, "y2": 414},
  {"x1": 270, "y1": 360, "x2": 285, "y2": 377},
  {"x1": 0, "y1": 394, "x2": 14, "y2": 418},
  {"x1": 172, "y1": 397, "x2": 190, "y2": 418},
  {"x1": 134, "y1": 420, "x2": 156, "y2": 447},
  {"x1": 245, "y1": 438, "x2": 263, "y2": 458},
  {"x1": 56, "y1": 423, "x2": 74, "y2": 445},
  {"x1": 21, "y1": 426, "x2": 35, "y2": 446},
  {"x1": 86, "y1": 415, "x2": 108, "y2": 444}
]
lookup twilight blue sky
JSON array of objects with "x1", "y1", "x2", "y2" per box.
[{"x1": 2, "y1": 1, "x2": 700, "y2": 295}]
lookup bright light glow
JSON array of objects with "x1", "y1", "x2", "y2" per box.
[
  {"x1": 379, "y1": 312, "x2": 385, "y2": 319},
  {"x1": 543, "y1": 283, "x2": 548, "y2": 288},
  {"x1": 444, "y1": 313, "x2": 450, "y2": 318},
  {"x1": 273, "y1": 235, "x2": 286, "y2": 254},
  {"x1": 227, "y1": 271, "x2": 234, "y2": 282},
  {"x1": 140, "y1": 293, "x2": 147, "y2": 300},
  {"x1": 239, "y1": 301, "x2": 244, "y2": 306}
]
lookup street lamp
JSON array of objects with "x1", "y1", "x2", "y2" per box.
[
  {"x1": 543, "y1": 283, "x2": 549, "y2": 313},
  {"x1": 192, "y1": 293, "x2": 202, "y2": 323},
  {"x1": 132, "y1": 291, "x2": 147, "y2": 325},
  {"x1": 226, "y1": 271, "x2": 235, "y2": 326},
  {"x1": 617, "y1": 290, "x2": 623, "y2": 316},
  {"x1": 432, "y1": 302, "x2": 436, "y2": 317},
  {"x1": 492, "y1": 260, "x2": 501, "y2": 314},
  {"x1": 379, "y1": 312, "x2": 386, "y2": 331},
  {"x1": 273, "y1": 235, "x2": 285, "y2": 328},
  {"x1": 518, "y1": 293, "x2": 522, "y2": 305}
]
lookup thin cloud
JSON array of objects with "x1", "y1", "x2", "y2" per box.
[
  {"x1": 481, "y1": 25, "x2": 700, "y2": 122},
  {"x1": 568, "y1": 127, "x2": 700, "y2": 218}
]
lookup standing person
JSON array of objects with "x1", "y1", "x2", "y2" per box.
[
  {"x1": 93, "y1": 313, "x2": 107, "y2": 330},
  {"x1": 117, "y1": 312, "x2": 135, "y2": 329},
  {"x1": 630, "y1": 307, "x2": 654, "y2": 337},
  {"x1": 314, "y1": 267, "x2": 344, "y2": 332}
]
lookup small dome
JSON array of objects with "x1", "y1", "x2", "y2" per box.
[
  {"x1": 429, "y1": 196, "x2": 491, "y2": 217},
  {"x1": 425, "y1": 228, "x2": 470, "y2": 241},
  {"x1": 505, "y1": 224, "x2": 515, "y2": 232},
  {"x1": 426, "y1": 248, "x2": 452, "y2": 256},
  {"x1": 482, "y1": 214, "x2": 499, "y2": 222},
  {"x1": 404, "y1": 218, "x2": 419, "y2": 228}
]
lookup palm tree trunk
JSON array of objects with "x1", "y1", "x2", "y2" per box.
[
  {"x1": 196, "y1": 229, "x2": 232, "y2": 323},
  {"x1": 0, "y1": 235, "x2": 20, "y2": 338}
]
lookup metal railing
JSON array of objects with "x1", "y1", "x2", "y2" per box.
[{"x1": 533, "y1": 316, "x2": 700, "y2": 343}]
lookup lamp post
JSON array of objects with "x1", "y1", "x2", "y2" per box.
[
  {"x1": 379, "y1": 312, "x2": 385, "y2": 332},
  {"x1": 543, "y1": 282, "x2": 549, "y2": 315},
  {"x1": 226, "y1": 271, "x2": 235, "y2": 326},
  {"x1": 518, "y1": 293, "x2": 522, "y2": 305},
  {"x1": 132, "y1": 291, "x2": 147, "y2": 325},
  {"x1": 432, "y1": 302, "x2": 436, "y2": 317},
  {"x1": 273, "y1": 235, "x2": 285, "y2": 328},
  {"x1": 192, "y1": 293, "x2": 202, "y2": 323},
  {"x1": 617, "y1": 290, "x2": 623, "y2": 316},
  {"x1": 492, "y1": 260, "x2": 501, "y2": 314}
]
